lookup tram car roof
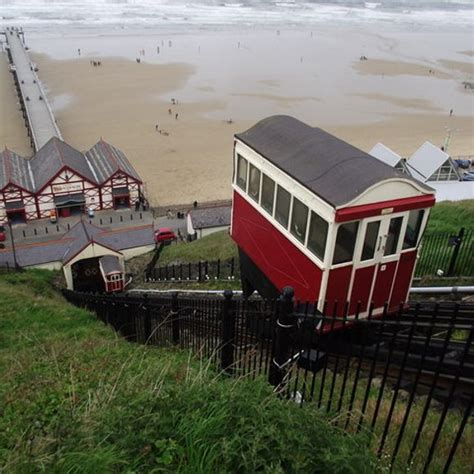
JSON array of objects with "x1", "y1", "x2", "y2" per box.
[
  {"x1": 99, "y1": 255, "x2": 122, "y2": 274},
  {"x1": 235, "y1": 115, "x2": 433, "y2": 208}
]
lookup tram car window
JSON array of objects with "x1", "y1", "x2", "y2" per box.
[
  {"x1": 275, "y1": 185, "x2": 291, "y2": 229},
  {"x1": 261, "y1": 174, "x2": 276, "y2": 215},
  {"x1": 231, "y1": 116, "x2": 436, "y2": 317}
]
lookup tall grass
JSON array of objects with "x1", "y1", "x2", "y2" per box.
[
  {"x1": 0, "y1": 270, "x2": 375, "y2": 473},
  {"x1": 426, "y1": 200, "x2": 474, "y2": 234},
  {"x1": 159, "y1": 231, "x2": 238, "y2": 266}
]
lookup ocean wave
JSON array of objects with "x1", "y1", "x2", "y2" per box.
[{"x1": 1, "y1": 0, "x2": 473, "y2": 29}]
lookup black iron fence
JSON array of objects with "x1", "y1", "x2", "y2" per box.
[
  {"x1": 416, "y1": 228, "x2": 473, "y2": 277},
  {"x1": 147, "y1": 257, "x2": 237, "y2": 282},
  {"x1": 63, "y1": 289, "x2": 474, "y2": 473}
]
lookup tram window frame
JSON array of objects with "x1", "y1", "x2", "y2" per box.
[
  {"x1": 384, "y1": 216, "x2": 403, "y2": 256},
  {"x1": 261, "y1": 173, "x2": 275, "y2": 215},
  {"x1": 248, "y1": 164, "x2": 261, "y2": 203},
  {"x1": 236, "y1": 154, "x2": 248, "y2": 191},
  {"x1": 333, "y1": 221, "x2": 359, "y2": 265},
  {"x1": 307, "y1": 211, "x2": 328, "y2": 261},
  {"x1": 403, "y1": 209, "x2": 425, "y2": 250},
  {"x1": 361, "y1": 220, "x2": 380, "y2": 261},
  {"x1": 290, "y1": 197, "x2": 308, "y2": 244},
  {"x1": 275, "y1": 185, "x2": 291, "y2": 229}
]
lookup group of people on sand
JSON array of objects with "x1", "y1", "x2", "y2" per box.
[
  {"x1": 153, "y1": 98, "x2": 182, "y2": 135},
  {"x1": 90, "y1": 60, "x2": 102, "y2": 67}
]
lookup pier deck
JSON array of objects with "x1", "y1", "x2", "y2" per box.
[{"x1": 3, "y1": 28, "x2": 61, "y2": 151}]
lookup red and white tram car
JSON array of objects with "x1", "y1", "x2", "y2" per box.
[
  {"x1": 99, "y1": 255, "x2": 125, "y2": 293},
  {"x1": 231, "y1": 116, "x2": 435, "y2": 317}
]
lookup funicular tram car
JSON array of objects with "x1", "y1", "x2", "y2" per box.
[
  {"x1": 99, "y1": 255, "x2": 125, "y2": 293},
  {"x1": 231, "y1": 116, "x2": 436, "y2": 318}
]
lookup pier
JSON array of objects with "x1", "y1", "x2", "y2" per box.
[{"x1": 2, "y1": 27, "x2": 62, "y2": 152}]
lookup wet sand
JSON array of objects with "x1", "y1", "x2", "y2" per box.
[
  {"x1": 0, "y1": 56, "x2": 32, "y2": 155},
  {"x1": 353, "y1": 59, "x2": 451, "y2": 79},
  {"x1": 0, "y1": 28, "x2": 473, "y2": 206}
]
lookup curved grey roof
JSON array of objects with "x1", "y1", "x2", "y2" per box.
[{"x1": 235, "y1": 116, "x2": 432, "y2": 207}]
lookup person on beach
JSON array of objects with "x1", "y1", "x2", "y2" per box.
[
  {"x1": 175, "y1": 113, "x2": 179, "y2": 120},
  {"x1": 155, "y1": 124, "x2": 159, "y2": 131},
  {"x1": 168, "y1": 108, "x2": 172, "y2": 115},
  {"x1": 78, "y1": 48, "x2": 81, "y2": 56},
  {"x1": 450, "y1": 109, "x2": 453, "y2": 116}
]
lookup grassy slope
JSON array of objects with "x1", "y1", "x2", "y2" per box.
[
  {"x1": 426, "y1": 200, "x2": 474, "y2": 234},
  {"x1": 159, "y1": 231, "x2": 239, "y2": 265},
  {"x1": 0, "y1": 270, "x2": 374, "y2": 473}
]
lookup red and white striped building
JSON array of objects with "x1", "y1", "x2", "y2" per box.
[{"x1": 0, "y1": 137, "x2": 143, "y2": 225}]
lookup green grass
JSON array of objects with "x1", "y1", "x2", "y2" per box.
[
  {"x1": 426, "y1": 200, "x2": 474, "y2": 234},
  {"x1": 159, "y1": 231, "x2": 239, "y2": 266},
  {"x1": 0, "y1": 270, "x2": 375, "y2": 473}
]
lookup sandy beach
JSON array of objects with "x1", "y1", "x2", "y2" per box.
[{"x1": 1, "y1": 27, "x2": 473, "y2": 206}]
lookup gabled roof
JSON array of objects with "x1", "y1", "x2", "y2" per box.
[
  {"x1": 85, "y1": 139, "x2": 142, "y2": 184},
  {"x1": 0, "y1": 222, "x2": 154, "y2": 268},
  {"x1": 369, "y1": 143, "x2": 402, "y2": 168},
  {"x1": 61, "y1": 220, "x2": 105, "y2": 264},
  {"x1": 30, "y1": 137, "x2": 98, "y2": 191},
  {"x1": 189, "y1": 205, "x2": 232, "y2": 230},
  {"x1": 0, "y1": 148, "x2": 35, "y2": 192},
  {"x1": 235, "y1": 116, "x2": 431, "y2": 208},
  {"x1": 407, "y1": 142, "x2": 453, "y2": 183}
]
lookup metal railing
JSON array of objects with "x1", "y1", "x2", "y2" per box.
[
  {"x1": 416, "y1": 228, "x2": 473, "y2": 277},
  {"x1": 63, "y1": 288, "x2": 474, "y2": 473},
  {"x1": 146, "y1": 257, "x2": 237, "y2": 282}
]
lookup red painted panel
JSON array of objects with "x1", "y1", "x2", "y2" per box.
[
  {"x1": 349, "y1": 266, "x2": 376, "y2": 315},
  {"x1": 325, "y1": 266, "x2": 353, "y2": 316},
  {"x1": 389, "y1": 250, "x2": 417, "y2": 311},
  {"x1": 336, "y1": 195, "x2": 435, "y2": 223},
  {"x1": 231, "y1": 191, "x2": 323, "y2": 302},
  {"x1": 372, "y1": 261, "x2": 398, "y2": 309}
]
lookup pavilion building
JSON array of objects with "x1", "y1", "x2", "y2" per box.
[{"x1": 0, "y1": 137, "x2": 143, "y2": 225}]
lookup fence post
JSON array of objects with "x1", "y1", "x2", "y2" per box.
[
  {"x1": 171, "y1": 292, "x2": 180, "y2": 345},
  {"x1": 143, "y1": 293, "x2": 152, "y2": 344},
  {"x1": 447, "y1": 227, "x2": 465, "y2": 276},
  {"x1": 269, "y1": 286, "x2": 296, "y2": 389},
  {"x1": 220, "y1": 290, "x2": 236, "y2": 374}
]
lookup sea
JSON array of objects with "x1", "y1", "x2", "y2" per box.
[{"x1": 1, "y1": 0, "x2": 473, "y2": 32}]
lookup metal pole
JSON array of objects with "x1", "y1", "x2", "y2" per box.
[{"x1": 8, "y1": 220, "x2": 19, "y2": 269}]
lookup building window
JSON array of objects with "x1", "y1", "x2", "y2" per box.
[
  {"x1": 428, "y1": 160, "x2": 459, "y2": 182},
  {"x1": 236, "y1": 154, "x2": 247, "y2": 191},
  {"x1": 361, "y1": 221, "x2": 380, "y2": 261},
  {"x1": 307, "y1": 211, "x2": 328, "y2": 261},
  {"x1": 290, "y1": 197, "x2": 308, "y2": 244},
  {"x1": 384, "y1": 216, "x2": 403, "y2": 256},
  {"x1": 248, "y1": 164, "x2": 261, "y2": 202},
  {"x1": 261, "y1": 174, "x2": 275, "y2": 215},
  {"x1": 403, "y1": 210, "x2": 425, "y2": 249},
  {"x1": 333, "y1": 221, "x2": 359, "y2": 265},
  {"x1": 275, "y1": 186, "x2": 291, "y2": 229}
]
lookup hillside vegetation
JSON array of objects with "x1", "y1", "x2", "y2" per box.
[
  {"x1": 426, "y1": 200, "x2": 474, "y2": 233},
  {"x1": 159, "y1": 230, "x2": 239, "y2": 265},
  {"x1": 0, "y1": 270, "x2": 375, "y2": 473}
]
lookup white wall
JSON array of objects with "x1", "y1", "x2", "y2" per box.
[{"x1": 198, "y1": 225, "x2": 229, "y2": 239}]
